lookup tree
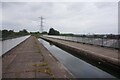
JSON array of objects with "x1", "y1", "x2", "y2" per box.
[
  {"x1": 0, "y1": 30, "x2": 2, "y2": 38},
  {"x1": 2, "y1": 29, "x2": 30, "y2": 40},
  {"x1": 18, "y1": 29, "x2": 29, "y2": 36},
  {"x1": 2, "y1": 30, "x2": 9, "y2": 38},
  {"x1": 9, "y1": 30, "x2": 14, "y2": 37},
  {"x1": 48, "y1": 28, "x2": 60, "y2": 35},
  {"x1": 41, "y1": 31, "x2": 47, "y2": 34}
]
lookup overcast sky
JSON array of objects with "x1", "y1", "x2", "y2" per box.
[{"x1": 1, "y1": 2, "x2": 118, "y2": 34}]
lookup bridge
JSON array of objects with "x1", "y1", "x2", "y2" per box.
[
  {"x1": 2, "y1": 36, "x2": 73, "y2": 78},
  {"x1": 2, "y1": 35, "x2": 120, "y2": 78}
]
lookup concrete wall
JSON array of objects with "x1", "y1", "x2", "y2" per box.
[
  {"x1": 1, "y1": 35, "x2": 30, "y2": 55},
  {"x1": 41, "y1": 37, "x2": 119, "y2": 74}
]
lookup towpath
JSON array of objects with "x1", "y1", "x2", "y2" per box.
[{"x1": 2, "y1": 36, "x2": 73, "y2": 78}]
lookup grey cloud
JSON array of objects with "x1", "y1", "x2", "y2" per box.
[
  {"x1": 2, "y1": 2, "x2": 27, "y2": 9},
  {"x1": 94, "y1": 2, "x2": 117, "y2": 9},
  {"x1": 2, "y1": 2, "x2": 118, "y2": 34}
]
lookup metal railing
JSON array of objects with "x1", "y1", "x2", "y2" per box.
[{"x1": 43, "y1": 35, "x2": 119, "y2": 49}]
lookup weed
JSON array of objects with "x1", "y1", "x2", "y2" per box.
[{"x1": 32, "y1": 62, "x2": 48, "y2": 67}]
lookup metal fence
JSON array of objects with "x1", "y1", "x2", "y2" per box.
[{"x1": 43, "y1": 35, "x2": 119, "y2": 49}]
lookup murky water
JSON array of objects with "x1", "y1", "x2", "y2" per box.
[{"x1": 38, "y1": 38, "x2": 115, "y2": 78}]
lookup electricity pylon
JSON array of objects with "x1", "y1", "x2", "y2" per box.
[{"x1": 38, "y1": 16, "x2": 45, "y2": 33}]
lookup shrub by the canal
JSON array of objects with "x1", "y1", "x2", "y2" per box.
[{"x1": 48, "y1": 28, "x2": 60, "y2": 35}]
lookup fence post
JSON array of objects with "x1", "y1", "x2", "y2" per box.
[{"x1": 101, "y1": 37, "x2": 103, "y2": 47}]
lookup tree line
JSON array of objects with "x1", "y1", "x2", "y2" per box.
[
  {"x1": 0, "y1": 28, "x2": 119, "y2": 40},
  {"x1": 0, "y1": 28, "x2": 60, "y2": 40},
  {"x1": 0, "y1": 29, "x2": 29, "y2": 40}
]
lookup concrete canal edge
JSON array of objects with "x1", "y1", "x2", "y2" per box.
[
  {"x1": 2, "y1": 36, "x2": 74, "y2": 78},
  {"x1": 2, "y1": 35, "x2": 30, "y2": 56},
  {"x1": 34, "y1": 36, "x2": 74, "y2": 78},
  {"x1": 2, "y1": 36, "x2": 30, "y2": 59},
  {"x1": 40, "y1": 36, "x2": 120, "y2": 77}
]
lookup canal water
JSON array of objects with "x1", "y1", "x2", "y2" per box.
[{"x1": 38, "y1": 38, "x2": 115, "y2": 78}]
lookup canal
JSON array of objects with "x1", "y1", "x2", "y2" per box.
[{"x1": 38, "y1": 38, "x2": 115, "y2": 78}]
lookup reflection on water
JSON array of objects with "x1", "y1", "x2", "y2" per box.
[{"x1": 38, "y1": 38, "x2": 115, "y2": 78}]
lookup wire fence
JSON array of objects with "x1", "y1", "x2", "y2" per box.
[{"x1": 43, "y1": 35, "x2": 119, "y2": 49}]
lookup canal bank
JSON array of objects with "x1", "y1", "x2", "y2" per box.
[
  {"x1": 2, "y1": 36, "x2": 73, "y2": 78},
  {"x1": 40, "y1": 36, "x2": 120, "y2": 78}
]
